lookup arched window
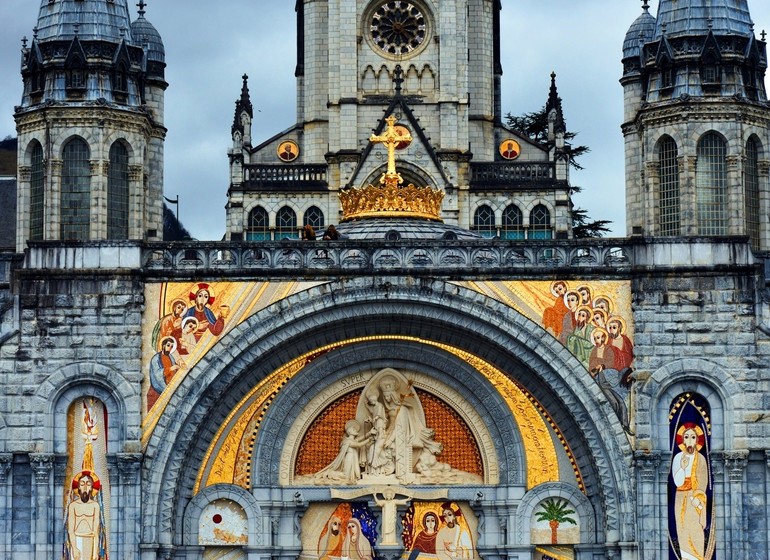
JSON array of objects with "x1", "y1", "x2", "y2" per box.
[
  {"x1": 472, "y1": 204, "x2": 495, "y2": 238},
  {"x1": 246, "y1": 206, "x2": 270, "y2": 241},
  {"x1": 658, "y1": 136, "x2": 680, "y2": 235},
  {"x1": 745, "y1": 136, "x2": 761, "y2": 249},
  {"x1": 60, "y1": 138, "x2": 91, "y2": 240},
  {"x1": 529, "y1": 204, "x2": 552, "y2": 239},
  {"x1": 107, "y1": 142, "x2": 129, "y2": 240},
  {"x1": 303, "y1": 206, "x2": 325, "y2": 231},
  {"x1": 501, "y1": 204, "x2": 524, "y2": 239},
  {"x1": 276, "y1": 206, "x2": 298, "y2": 239},
  {"x1": 29, "y1": 141, "x2": 45, "y2": 241},
  {"x1": 696, "y1": 133, "x2": 728, "y2": 235}
]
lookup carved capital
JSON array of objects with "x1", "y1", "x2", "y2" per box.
[
  {"x1": 89, "y1": 160, "x2": 101, "y2": 176},
  {"x1": 18, "y1": 165, "x2": 32, "y2": 182},
  {"x1": 725, "y1": 154, "x2": 740, "y2": 169},
  {"x1": 0, "y1": 454, "x2": 13, "y2": 484},
  {"x1": 634, "y1": 451, "x2": 662, "y2": 482},
  {"x1": 101, "y1": 160, "x2": 110, "y2": 177},
  {"x1": 128, "y1": 164, "x2": 144, "y2": 182},
  {"x1": 644, "y1": 161, "x2": 660, "y2": 180},
  {"x1": 116, "y1": 453, "x2": 143, "y2": 485},
  {"x1": 723, "y1": 450, "x2": 749, "y2": 482},
  {"x1": 29, "y1": 453, "x2": 55, "y2": 484},
  {"x1": 758, "y1": 159, "x2": 770, "y2": 177},
  {"x1": 51, "y1": 159, "x2": 63, "y2": 173}
]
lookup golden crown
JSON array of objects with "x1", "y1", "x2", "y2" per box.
[
  {"x1": 339, "y1": 173, "x2": 444, "y2": 222},
  {"x1": 339, "y1": 115, "x2": 444, "y2": 222}
]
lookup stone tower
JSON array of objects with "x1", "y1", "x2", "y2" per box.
[
  {"x1": 14, "y1": 0, "x2": 167, "y2": 252},
  {"x1": 226, "y1": 0, "x2": 573, "y2": 241},
  {"x1": 621, "y1": 0, "x2": 770, "y2": 248}
]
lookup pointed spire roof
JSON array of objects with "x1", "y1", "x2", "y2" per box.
[
  {"x1": 33, "y1": 0, "x2": 133, "y2": 43},
  {"x1": 654, "y1": 0, "x2": 754, "y2": 39},
  {"x1": 232, "y1": 74, "x2": 254, "y2": 136},
  {"x1": 545, "y1": 72, "x2": 566, "y2": 134}
]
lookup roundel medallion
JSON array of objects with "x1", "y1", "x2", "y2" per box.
[
  {"x1": 499, "y1": 139, "x2": 521, "y2": 160},
  {"x1": 369, "y1": 1, "x2": 428, "y2": 57}
]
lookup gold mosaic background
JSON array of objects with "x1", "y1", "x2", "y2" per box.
[{"x1": 294, "y1": 389, "x2": 483, "y2": 477}]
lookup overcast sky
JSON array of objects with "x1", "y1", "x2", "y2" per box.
[{"x1": 2, "y1": 1, "x2": 769, "y2": 240}]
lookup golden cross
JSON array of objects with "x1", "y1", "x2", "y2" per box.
[{"x1": 369, "y1": 115, "x2": 412, "y2": 177}]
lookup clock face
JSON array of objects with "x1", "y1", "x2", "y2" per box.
[{"x1": 370, "y1": 1, "x2": 427, "y2": 57}]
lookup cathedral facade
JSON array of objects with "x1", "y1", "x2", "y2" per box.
[{"x1": 1, "y1": 2, "x2": 769, "y2": 560}]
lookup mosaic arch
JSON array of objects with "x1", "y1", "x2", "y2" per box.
[{"x1": 140, "y1": 278, "x2": 635, "y2": 546}]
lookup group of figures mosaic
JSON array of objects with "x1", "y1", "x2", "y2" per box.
[
  {"x1": 148, "y1": 282, "x2": 229, "y2": 409},
  {"x1": 315, "y1": 501, "x2": 474, "y2": 560},
  {"x1": 541, "y1": 280, "x2": 635, "y2": 434}
]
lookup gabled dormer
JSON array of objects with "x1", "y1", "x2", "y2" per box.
[
  {"x1": 655, "y1": 34, "x2": 676, "y2": 91},
  {"x1": 112, "y1": 39, "x2": 133, "y2": 100},
  {"x1": 700, "y1": 30, "x2": 722, "y2": 89},
  {"x1": 64, "y1": 35, "x2": 88, "y2": 94}
]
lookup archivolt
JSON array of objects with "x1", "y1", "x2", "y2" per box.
[{"x1": 142, "y1": 277, "x2": 634, "y2": 545}]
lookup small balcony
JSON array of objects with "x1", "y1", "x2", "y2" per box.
[
  {"x1": 241, "y1": 164, "x2": 328, "y2": 191},
  {"x1": 469, "y1": 162, "x2": 556, "y2": 189}
]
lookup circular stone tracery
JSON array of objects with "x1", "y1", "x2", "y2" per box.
[{"x1": 370, "y1": 0, "x2": 427, "y2": 56}]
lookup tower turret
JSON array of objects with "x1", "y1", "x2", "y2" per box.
[
  {"x1": 14, "y1": 0, "x2": 167, "y2": 251},
  {"x1": 622, "y1": 0, "x2": 770, "y2": 249}
]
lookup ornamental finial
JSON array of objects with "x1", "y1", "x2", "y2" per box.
[{"x1": 137, "y1": 0, "x2": 147, "y2": 17}]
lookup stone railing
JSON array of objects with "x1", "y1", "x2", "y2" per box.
[
  {"x1": 243, "y1": 164, "x2": 328, "y2": 190},
  {"x1": 469, "y1": 162, "x2": 556, "y2": 187},
  {"x1": 139, "y1": 239, "x2": 633, "y2": 279},
  {"x1": 16, "y1": 237, "x2": 760, "y2": 280}
]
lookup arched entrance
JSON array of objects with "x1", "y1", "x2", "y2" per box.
[{"x1": 141, "y1": 277, "x2": 635, "y2": 558}]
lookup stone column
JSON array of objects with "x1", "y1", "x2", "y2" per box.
[
  {"x1": 644, "y1": 161, "x2": 660, "y2": 235},
  {"x1": 17, "y1": 165, "x2": 32, "y2": 249},
  {"x1": 30, "y1": 453, "x2": 55, "y2": 560},
  {"x1": 0, "y1": 454, "x2": 12, "y2": 557},
  {"x1": 634, "y1": 451, "x2": 661, "y2": 559},
  {"x1": 128, "y1": 164, "x2": 145, "y2": 239},
  {"x1": 759, "y1": 159, "x2": 770, "y2": 248},
  {"x1": 49, "y1": 159, "x2": 63, "y2": 240},
  {"x1": 90, "y1": 160, "x2": 105, "y2": 239},
  {"x1": 682, "y1": 155, "x2": 697, "y2": 235},
  {"x1": 118, "y1": 453, "x2": 143, "y2": 560},
  {"x1": 724, "y1": 450, "x2": 748, "y2": 559},
  {"x1": 725, "y1": 154, "x2": 741, "y2": 233}
]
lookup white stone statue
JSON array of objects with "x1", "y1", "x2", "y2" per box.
[{"x1": 303, "y1": 368, "x2": 481, "y2": 486}]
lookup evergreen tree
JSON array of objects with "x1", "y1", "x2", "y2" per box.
[{"x1": 505, "y1": 108, "x2": 611, "y2": 237}]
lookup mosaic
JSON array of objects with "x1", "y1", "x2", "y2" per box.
[
  {"x1": 64, "y1": 398, "x2": 110, "y2": 560},
  {"x1": 311, "y1": 503, "x2": 378, "y2": 560},
  {"x1": 199, "y1": 499, "x2": 248, "y2": 546},
  {"x1": 401, "y1": 501, "x2": 478, "y2": 560},
  {"x1": 668, "y1": 393, "x2": 716, "y2": 559},
  {"x1": 459, "y1": 280, "x2": 635, "y2": 434},
  {"x1": 530, "y1": 498, "x2": 579, "y2": 545}
]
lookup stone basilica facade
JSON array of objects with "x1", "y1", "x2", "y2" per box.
[{"x1": 1, "y1": 1, "x2": 770, "y2": 560}]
